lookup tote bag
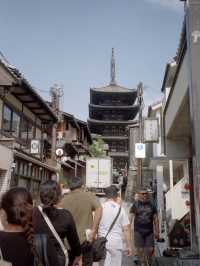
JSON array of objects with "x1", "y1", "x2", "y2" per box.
[{"x1": 0, "y1": 248, "x2": 12, "y2": 266}]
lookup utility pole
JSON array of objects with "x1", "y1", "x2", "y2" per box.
[
  {"x1": 137, "y1": 82, "x2": 144, "y2": 187},
  {"x1": 50, "y1": 84, "x2": 64, "y2": 160}
]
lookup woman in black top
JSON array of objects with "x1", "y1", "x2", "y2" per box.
[
  {"x1": 33, "y1": 180, "x2": 82, "y2": 266},
  {"x1": 0, "y1": 187, "x2": 58, "y2": 266}
]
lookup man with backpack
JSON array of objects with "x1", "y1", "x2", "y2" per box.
[{"x1": 129, "y1": 187, "x2": 159, "y2": 266}]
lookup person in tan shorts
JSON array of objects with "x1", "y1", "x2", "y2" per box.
[{"x1": 60, "y1": 176, "x2": 102, "y2": 266}]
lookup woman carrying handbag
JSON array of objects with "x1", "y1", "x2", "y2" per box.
[
  {"x1": 33, "y1": 180, "x2": 82, "y2": 266},
  {"x1": 0, "y1": 187, "x2": 58, "y2": 266}
]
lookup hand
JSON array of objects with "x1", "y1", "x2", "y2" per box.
[
  {"x1": 72, "y1": 255, "x2": 82, "y2": 266},
  {"x1": 89, "y1": 229, "x2": 97, "y2": 242},
  {"x1": 124, "y1": 246, "x2": 132, "y2": 257},
  {"x1": 154, "y1": 231, "x2": 159, "y2": 240}
]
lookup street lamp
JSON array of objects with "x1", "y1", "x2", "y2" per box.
[{"x1": 137, "y1": 82, "x2": 144, "y2": 187}]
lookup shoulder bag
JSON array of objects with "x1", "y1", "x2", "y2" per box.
[
  {"x1": 92, "y1": 205, "x2": 121, "y2": 262},
  {"x1": 0, "y1": 248, "x2": 12, "y2": 266},
  {"x1": 34, "y1": 234, "x2": 50, "y2": 266},
  {"x1": 38, "y1": 206, "x2": 68, "y2": 266}
]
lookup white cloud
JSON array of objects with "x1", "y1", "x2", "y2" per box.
[{"x1": 145, "y1": 0, "x2": 184, "y2": 12}]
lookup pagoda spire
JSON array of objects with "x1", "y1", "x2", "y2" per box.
[{"x1": 110, "y1": 48, "x2": 116, "y2": 85}]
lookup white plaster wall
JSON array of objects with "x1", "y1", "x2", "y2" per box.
[
  {"x1": 35, "y1": 127, "x2": 42, "y2": 139},
  {"x1": 153, "y1": 110, "x2": 162, "y2": 157},
  {"x1": 165, "y1": 53, "x2": 188, "y2": 137},
  {"x1": 166, "y1": 176, "x2": 189, "y2": 220},
  {"x1": 0, "y1": 144, "x2": 13, "y2": 195}
]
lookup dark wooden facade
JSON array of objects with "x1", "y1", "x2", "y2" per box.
[
  {"x1": 0, "y1": 55, "x2": 58, "y2": 197},
  {"x1": 88, "y1": 84, "x2": 139, "y2": 171},
  {"x1": 88, "y1": 49, "x2": 139, "y2": 172}
]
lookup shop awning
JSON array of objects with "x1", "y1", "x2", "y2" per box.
[
  {"x1": 68, "y1": 158, "x2": 85, "y2": 168},
  {"x1": 14, "y1": 150, "x2": 59, "y2": 172},
  {"x1": 61, "y1": 161, "x2": 75, "y2": 170}
]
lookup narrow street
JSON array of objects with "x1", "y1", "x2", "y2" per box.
[
  {"x1": 122, "y1": 255, "x2": 137, "y2": 266},
  {"x1": 1, "y1": 0, "x2": 200, "y2": 265}
]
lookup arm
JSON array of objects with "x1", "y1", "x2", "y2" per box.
[
  {"x1": 129, "y1": 212, "x2": 134, "y2": 226},
  {"x1": 153, "y1": 214, "x2": 159, "y2": 240},
  {"x1": 123, "y1": 224, "x2": 132, "y2": 256},
  {"x1": 129, "y1": 202, "x2": 136, "y2": 226},
  {"x1": 64, "y1": 211, "x2": 82, "y2": 260},
  {"x1": 90, "y1": 206, "x2": 102, "y2": 241}
]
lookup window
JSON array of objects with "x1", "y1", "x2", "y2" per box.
[
  {"x1": 21, "y1": 118, "x2": 28, "y2": 141},
  {"x1": 12, "y1": 112, "x2": 20, "y2": 137},
  {"x1": 2, "y1": 105, "x2": 20, "y2": 138},
  {"x1": 65, "y1": 121, "x2": 69, "y2": 130},
  {"x1": 14, "y1": 161, "x2": 19, "y2": 174},
  {"x1": 23, "y1": 163, "x2": 28, "y2": 177},
  {"x1": 3, "y1": 105, "x2": 12, "y2": 132},
  {"x1": 21, "y1": 118, "x2": 35, "y2": 142},
  {"x1": 19, "y1": 162, "x2": 24, "y2": 175},
  {"x1": 18, "y1": 178, "x2": 29, "y2": 189},
  {"x1": 27, "y1": 123, "x2": 34, "y2": 139}
]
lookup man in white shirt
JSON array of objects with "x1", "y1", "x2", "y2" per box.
[{"x1": 98, "y1": 185, "x2": 132, "y2": 266}]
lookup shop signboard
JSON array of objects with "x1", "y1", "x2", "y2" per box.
[
  {"x1": 30, "y1": 140, "x2": 41, "y2": 154},
  {"x1": 144, "y1": 118, "x2": 159, "y2": 143},
  {"x1": 135, "y1": 143, "x2": 146, "y2": 158}
]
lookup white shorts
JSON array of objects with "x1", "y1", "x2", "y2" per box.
[{"x1": 98, "y1": 247, "x2": 122, "y2": 266}]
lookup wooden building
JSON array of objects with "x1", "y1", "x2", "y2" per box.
[
  {"x1": 0, "y1": 56, "x2": 58, "y2": 197},
  {"x1": 88, "y1": 49, "x2": 139, "y2": 172},
  {"x1": 56, "y1": 112, "x2": 92, "y2": 182}
]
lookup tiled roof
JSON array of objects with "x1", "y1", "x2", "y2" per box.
[
  {"x1": 0, "y1": 53, "x2": 57, "y2": 122},
  {"x1": 91, "y1": 83, "x2": 136, "y2": 93}
]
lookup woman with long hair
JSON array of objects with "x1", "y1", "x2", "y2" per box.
[
  {"x1": 33, "y1": 180, "x2": 82, "y2": 266},
  {"x1": 0, "y1": 187, "x2": 59, "y2": 266}
]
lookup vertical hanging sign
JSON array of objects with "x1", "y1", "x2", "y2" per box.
[{"x1": 144, "y1": 118, "x2": 159, "y2": 143}]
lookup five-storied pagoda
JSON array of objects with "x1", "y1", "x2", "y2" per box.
[{"x1": 88, "y1": 49, "x2": 139, "y2": 173}]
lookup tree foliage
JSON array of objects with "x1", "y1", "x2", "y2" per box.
[{"x1": 88, "y1": 137, "x2": 106, "y2": 157}]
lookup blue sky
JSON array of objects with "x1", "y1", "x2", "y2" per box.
[{"x1": 0, "y1": 0, "x2": 184, "y2": 120}]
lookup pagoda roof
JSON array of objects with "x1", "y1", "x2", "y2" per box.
[
  {"x1": 88, "y1": 118, "x2": 136, "y2": 125},
  {"x1": 89, "y1": 103, "x2": 139, "y2": 110},
  {"x1": 91, "y1": 83, "x2": 136, "y2": 93}
]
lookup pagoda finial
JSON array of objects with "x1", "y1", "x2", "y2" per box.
[{"x1": 110, "y1": 48, "x2": 116, "y2": 85}]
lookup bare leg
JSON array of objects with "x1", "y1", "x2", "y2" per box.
[
  {"x1": 146, "y1": 247, "x2": 154, "y2": 265},
  {"x1": 137, "y1": 248, "x2": 146, "y2": 266}
]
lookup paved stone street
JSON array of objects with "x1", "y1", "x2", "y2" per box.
[{"x1": 122, "y1": 254, "x2": 137, "y2": 266}]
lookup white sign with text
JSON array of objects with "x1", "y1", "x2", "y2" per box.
[{"x1": 135, "y1": 143, "x2": 146, "y2": 158}]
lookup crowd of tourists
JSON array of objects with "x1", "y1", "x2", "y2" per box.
[{"x1": 0, "y1": 176, "x2": 159, "y2": 266}]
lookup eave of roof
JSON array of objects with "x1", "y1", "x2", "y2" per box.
[
  {"x1": 0, "y1": 59, "x2": 57, "y2": 122},
  {"x1": 76, "y1": 118, "x2": 92, "y2": 144},
  {"x1": 161, "y1": 19, "x2": 186, "y2": 93},
  {"x1": 147, "y1": 101, "x2": 162, "y2": 117},
  {"x1": 89, "y1": 104, "x2": 139, "y2": 110},
  {"x1": 88, "y1": 118, "x2": 137, "y2": 125},
  {"x1": 62, "y1": 112, "x2": 80, "y2": 129},
  {"x1": 90, "y1": 83, "x2": 136, "y2": 93}
]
